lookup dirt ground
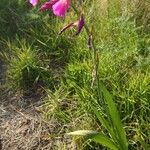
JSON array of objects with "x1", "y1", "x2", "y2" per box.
[{"x1": 0, "y1": 61, "x2": 75, "y2": 150}]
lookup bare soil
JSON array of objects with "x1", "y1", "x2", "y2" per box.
[{"x1": 0, "y1": 61, "x2": 75, "y2": 150}]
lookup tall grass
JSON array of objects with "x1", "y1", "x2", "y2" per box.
[{"x1": 0, "y1": 0, "x2": 150, "y2": 149}]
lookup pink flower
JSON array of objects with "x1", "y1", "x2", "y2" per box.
[
  {"x1": 59, "y1": 15, "x2": 85, "y2": 35},
  {"x1": 40, "y1": 0, "x2": 58, "y2": 11},
  {"x1": 52, "y1": 0, "x2": 70, "y2": 17},
  {"x1": 29, "y1": 0, "x2": 39, "y2": 6},
  {"x1": 40, "y1": 0, "x2": 70, "y2": 17}
]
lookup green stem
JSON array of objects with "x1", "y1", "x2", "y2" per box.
[
  {"x1": 72, "y1": 4, "x2": 121, "y2": 146},
  {"x1": 72, "y1": 5, "x2": 102, "y2": 104}
]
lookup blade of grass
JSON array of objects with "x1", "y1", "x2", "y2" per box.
[{"x1": 93, "y1": 107, "x2": 116, "y2": 140}]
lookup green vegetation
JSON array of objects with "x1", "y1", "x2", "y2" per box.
[{"x1": 0, "y1": 0, "x2": 150, "y2": 149}]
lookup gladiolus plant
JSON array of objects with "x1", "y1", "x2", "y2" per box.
[{"x1": 28, "y1": 0, "x2": 128, "y2": 149}]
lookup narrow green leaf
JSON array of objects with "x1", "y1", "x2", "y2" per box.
[
  {"x1": 92, "y1": 133, "x2": 118, "y2": 150},
  {"x1": 67, "y1": 130, "x2": 118, "y2": 150},
  {"x1": 100, "y1": 83, "x2": 128, "y2": 150},
  {"x1": 93, "y1": 107, "x2": 115, "y2": 139}
]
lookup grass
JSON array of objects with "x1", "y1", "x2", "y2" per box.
[{"x1": 0, "y1": 0, "x2": 150, "y2": 149}]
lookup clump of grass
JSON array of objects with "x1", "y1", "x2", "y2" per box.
[
  {"x1": 0, "y1": 0, "x2": 75, "y2": 94},
  {"x1": 5, "y1": 39, "x2": 52, "y2": 94}
]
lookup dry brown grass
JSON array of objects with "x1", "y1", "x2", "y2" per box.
[
  {"x1": 0, "y1": 92, "x2": 76, "y2": 150},
  {"x1": 0, "y1": 62, "x2": 75, "y2": 150}
]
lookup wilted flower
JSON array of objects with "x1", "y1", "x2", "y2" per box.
[
  {"x1": 29, "y1": 0, "x2": 39, "y2": 6},
  {"x1": 59, "y1": 15, "x2": 85, "y2": 35},
  {"x1": 88, "y1": 34, "x2": 92, "y2": 49},
  {"x1": 76, "y1": 15, "x2": 85, "y2": 35},
  {"x1": 40, "y1": 0, "x2": 71, "y2": 17}
]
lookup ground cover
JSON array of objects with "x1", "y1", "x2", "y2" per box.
[{"x1": 0, "y1": 0, "x2": 150, "y2": 149}]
